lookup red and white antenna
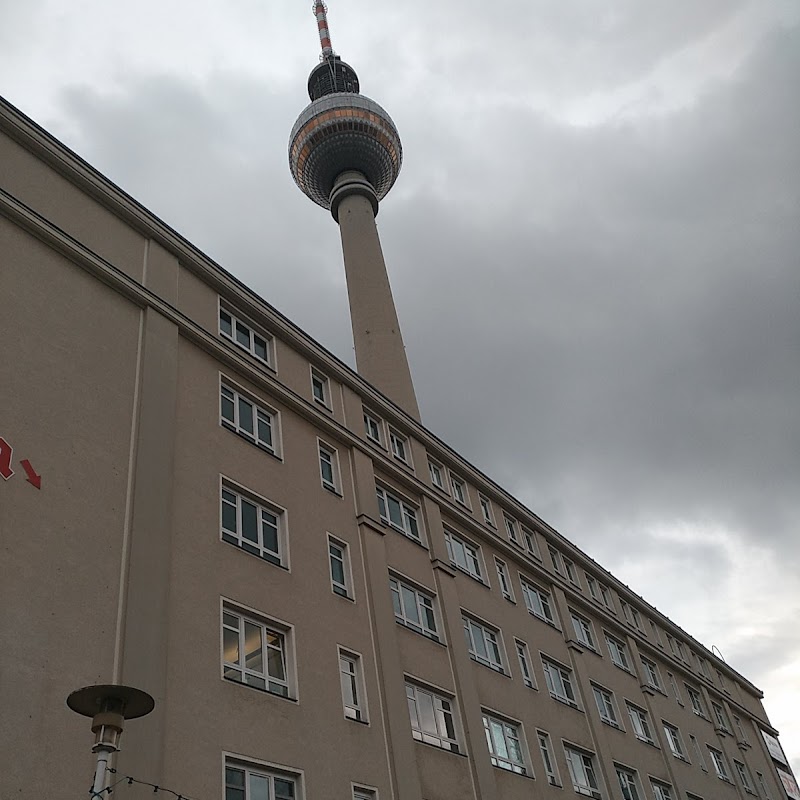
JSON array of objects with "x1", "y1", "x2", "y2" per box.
[{"x1": 313, "y1": 2, "x2": 334, "y2": 58}]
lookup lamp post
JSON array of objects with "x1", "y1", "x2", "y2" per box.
[{"x1": 67, "y1": 684, "x2": 154, "y2": 797}]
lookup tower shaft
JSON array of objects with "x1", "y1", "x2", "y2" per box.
[{"x1": 333, "y1": 173, "x2": 420, "y2": 420}]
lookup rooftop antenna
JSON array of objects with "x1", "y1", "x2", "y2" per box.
[{"x1": 314, "y1": 1, "x2": 334, "y2": 59}]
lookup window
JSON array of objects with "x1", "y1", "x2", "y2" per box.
[
  {"x1": 224, "y1": 761, "x2": 297, "y2": 800},
  {"x1": 599, "y1": 583, "x2": 614, "y2": 611},
  {"x1": 363, "y1": 410, "x2": 383, "y2": 445},
  {"x1": 663, "y1": 722, "x2": 686, "y2": 759},
  {"x1": 627, "y1": 703, "x2": 654, "y2": 743},
  {"x1": 479, "y1": 494, "x2": 494, "y2": 526},
  {"x1": 389, "y1": 429, "x2": 410, "y2": 465},
  {"x1": 564, "y1": 746, "x2": 600, "y2": 798},
  {"x1": 649, "y1": 620, "x2": 663, "y2": 645},
  {"x1": 450, "y1": 475, "x2": 468, "y2": 506},
  {"x1": 641, "y1": 657, "x2": 663, "y2": 691},
  {"x1": 219, "y1": 306, "x2": 272, "y2": 366},
  {"x1": 222, "y1": 606, "x2": 291, "y2": 697},
  {"x1": 667, "y1": 633, "x2": 678, "y2": 656},
  {"x1": 444, "y1": 530, "x2": 483, "y2": 581},
  {"x1": 587, "y1": 575, "x2": 599, "y2": 600},
  {"x1": 592, "y1": 684, "x2": 620, "y2": 727},
  {"x1": 428, "y1": 460, "x2": 445, "y2": 490},
  {"x1": 606, "y1": 634, "x2": 631, "y2": 670},
  {"x1": 756, "y1": 771, "x2": 773, "y2": 799},
  {"x1": 520, "y1": 576, "x2": 557, "y2": 625},
  {"x1": 339, "y1": 649, "x2": 367, "y2": 721},
  {"x1": 482, "y1": 712, "x2": 528, "y2": 775},
  {"x1": 717, "y1": 670, "x2": 729, "y2": 693},
  {"x1": 549, "y1": 546, "x2": 564, "y2": 576},
  {"x1": 667, "y1": 672, "x2": 682, "y2": 704},
  {"x1": 495, "y1": 557, "x2": 514, "y2": 601},
  {"x1": 463, "y1": 615, "x2": 504, "y2": 672},
  {"x1": 563, "y1": 556, "x2": 579, "y2": 584},
  {"x1": 570, "y1": 611, "x2": 596, "y2": 649},
  {"x1": 318, "y1": 441, "x2": 340, "y2": 493},
  {"x1": 503, "y1": 515, "x2": 520, "y2": 546},
  {"x1": 310, "y1": 368, "x2": 330, "y2": 407},
  {"x1": 376, "y1": 486, "x2": 421, "y2": 542},
  {"x1": 406, "y1": 682, "x2": 459, "y2": 752},
  {"x1": 675, "y1": 640, "x2": 687, "y2": 661},
  {"x1": 538, "y1": 731, "x2": 561, "y2": 786},
  {"x1": 616, "y1": 766, "x2": 641, "y2": 800},
  {"x1": 353, "y1": 788, "x2": 376, "y2": 800},
  {"x1": 712, "y1": 701, "x2": 731, "y2": 732},
  {"x1": 390, "y1": 577, "x2": 439, "y2": 641},
  {"x1": 542, "y1": 658, "x2": 577, "y2": 706},
  {"x1": 515, "y1": 639, "x2": 535, "y2": 688},
  {"x1": 221, "y1": 484, "x2": 285, "y2": 566},
  {"x1": 733, "y1": 715, "x2": 749, "y2": 744},
  {"x1": 521, "y1": 526, "x2": 541, "y2": 558},
  {"x1": 220, "y1": 383, "x2": 278, "y2": 455},
  {"x1": 708, "y1": 747, "x2": 730, "y2": 781},
  {"x1": 686, "y1": 684, "x2": 707, "y2": 718},
  {"x1": 734, "y1": 760, "x2": 754, "y2": 793},
  {"x1": 328, "y1": 535, "x2": 351, "y2": 598},
  {"x1": 650, "y1": 779, "x2": 674, "y2": 800},
  {"x1": 698, "y1": 655, "x2": 712, "y2": 680},
  {"x1": 689, "y1": 735, "x2": 707, "y2": 771},
  {"x1": 621, "y1": 600, "x2": 642, "y2": 630}
]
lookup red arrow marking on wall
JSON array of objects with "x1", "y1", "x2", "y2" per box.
[
  {"x1": 20, "y1": 459, "x2": 41, "y2": 490},
  {"x1": 0, "y1": 437, "x2": 14, "y2": 480}
]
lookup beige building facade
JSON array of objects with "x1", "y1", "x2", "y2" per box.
[{"x1": 0, "y1": 95, "x2": 797, "y2": 800}]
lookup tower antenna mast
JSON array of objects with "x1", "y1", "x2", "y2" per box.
[{"x1": 314, "y1": 2, "x2": 335, "y2": 59}]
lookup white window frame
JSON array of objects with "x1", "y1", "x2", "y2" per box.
[
  {"x1": 352, "y1": 786, "x2": 377, "y2": 800},
  {"x1": 463, "y1": 615, "x2": 505, "y2": 673},
  {"x1": 221, "y1": 480, "x2": 286, "y2": 567},
  {"x1": 563, "y1": 556, "x2": 579, "y2": 585},
  {"x1": 482, "y1": 711, "x2": 529, "y2": 775},
  {"x1": 478, "y1": 494, "x2": 495, "y2": 526},
  {"x1": 328, "y1": 534, "x2": 352, "y2": 599},
  {"x1": 570, "y1": 611, "x2": 596, "y2": 649},
  {"x1": 734, "y1": 760, "x2": 754, "y2": 793},
  {"x1": 756, "y1": 771, "x2": 773, "y2": 799},
  {"x1": 712, "y1": 701, "x2": 731, "y2": 733},
  {"x1": 495, "y1": 557, "x2": 514, "y2": 601},
  {"x1": 405, "y1": 680, "x2": 460, "y2": 753},
  {"x1": 224, "y1": 758, "x2": 299, "y2": 800},
  {"x1": 222, "y1": 603, "x2": 294, "y2": 698},
  {"x1": 641, "y1": 656, "x2": 663, "y2": 691},
  {"x1": 621, "y1": 600, "x2": 643, "y2": 630},
  {"x1": 450, "y1": 474, "x2": 469, "y2": 506},
  {"x1": 219, "y1": 305, "x2": 274, "y2": 367},
  {"x1": 318, "y1": 439, "x2": 341, "y2": 494},
  {"x1": 549, "y1": 546, "x2": 565, "y2": 576},
  {"x1": 538, "y1": 730, "x2": 561, "y2": 786},
  {"x1": 515, "y1": 639, "x2": 536, "y2": 689},
  {"x1": 428, "y1": 459, "x2": 446, "y2": 490},
  {"x1": 592, "y1": 684, "x2": 621, "y2": 728},
  {"x1": 564, "y1": 745, "x2": 601, "y2": 798},
  {"x1": 220, "y1": 380, "x2": 279, "y2": 456},
  {"x1": 310, "y1": 367, "x2": 331, "y2": 409},
  {"x1": 663, "y1": 721, "x2": 686, "y2": 759},
  {"x1": 708, "y1": 747, "x2": 731, "y2": 781},
  {"x1": 338, "y1": 647, "x2": 368, "y2": 722},
  {"x1": 390, "y1": 575, "x2": 439, "y2": 641},
  {"x1": 686, "y1": 684, "x2": 707, "y2": 718},
  {"x1": 520, "y1": 576, "x2": 557, "y2": 626},
  {"x1": 627, "y1": 702, "x2": 654, "y2": 744},
  {"x1": 606, "y1": 633, "x2": 631, "y2": 671},
  {"x1": 389, "y1": 429, "x2": 411, "y2": 466},
  {"x1": 444, "y1": 529, "x2": 484, "y2": 581},
  {"x1": 733, "y1": 715, "x2": 748, "y2": 744},
  {"x1": 615, "y1": 765, "x2": 642, "y2": 800},
  {"x1": 587, "y1": 574, "x2": 599, "y2": 600},
  {"x1": 503, "y1": 515, "x2": 520, "y2": 546},
  {"x1": 600, "y1": 583, "x2": 614, "y2": 611},
  {"x1": 376, "y1": 485, "x2": 422, "y2": 543},
  {"x1": 650, "y1": 779, "x2": 674, "y2": 800},
  {"x1": 542, "y1": 657, "x2": 578, "y2": 707},
  {"x1": 363, "y1": 409, "x2": 384, "y2": 446},
  {"x1": 521, "y1": 525, "x2": 541, "y2": 559},
  {"x1": 667, "y1": 671, "x2": 683, "y2": 705},
  {"x1": 689, "y1": 734, "x2": 708, "y2": 772}
]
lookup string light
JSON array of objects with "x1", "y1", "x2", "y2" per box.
[{"x1": 85, "y1": 768, "x2": 205, "y2": 800}]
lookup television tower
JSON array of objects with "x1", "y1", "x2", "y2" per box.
[{"x1": 289, "y1": 2, "x2": 420, "y2": 420}]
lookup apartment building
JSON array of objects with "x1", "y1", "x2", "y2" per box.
[{"x1": 0, "y1": 82, "x2": 797, "y2": 800}]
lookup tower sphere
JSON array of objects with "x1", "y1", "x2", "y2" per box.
[{"x1": 288, "y1": 72, "x2": 402, "y2": 211}]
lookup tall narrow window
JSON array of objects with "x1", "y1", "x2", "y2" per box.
[
  {"x1": 463, "y1": 616, "x2": 504, "y2": 672},
  {"x1": 549, "y1": 546, "x2": 564, "y2": 576},
  {"x1": 428, "y1": 459, "x2": 445, "y2": 490},
  {"x1": 495, "y1": 557, "x2": 514, "y2": 601},
  {"x1": 734, "y1": 760, "x2": 754, "y2": 793},
  {"x1": 479, "y1": 495, "x2": 494, "y2": 526},
  {"x1": 220, "y1": 306, "x2": 272, "y2": 366},
  {"x1": 220, "y1": 383, "x2": 278, "y2": 455},
  {"x1": 538, "y1": 731, "x2": 560, "y2": 786},
  {"x1": 444, "y1": 530, "x2": 483, "y2": 581},
  {"x1": 542, "y1": 658, "x2": 577, "y2": 706},
  {"x1": 615, "y1": 766, "x2": 642, "y2": 800},
  {"x1": 756, "y1": 771, "x2": 773, "y2": 799},
  {"x1": 318, "y1": 441, "x2": 340, "y2": 493},
  {"x1": 667, "y1": 672, "x2": 682, "y2": 704},
  {"x1": 563, "y1": 556, "x2": 578, "y2": 584},
  {"x1": 520, "y1": 576, "x2": 557, "y2": 625},
  {"x1": 712, "y1": 701, "x2": 731, "y2": 732},
  {"x1": 376, "y1": 486, "x2": 421, "y2": 542},
  {"x1": 663, "y1": 722, "x2": 686, "y2": 759},
  {"x1": 686, "y1": 684, "x2": 707, "y2": 718},
  {"x1": 606, "y1": 634, "x2": 631, "y2": 670},
  {"x1": 310, "y1": 368, "x2": 330, "y2": 407},
  {"x1": 650, "y1": 780, "x2": 674, "y2": 800},
  {"x1": 564, "y1": 746, "x2": 600, "y2": 798},
  {"x1": 503, "y1": 515, "x2": 520, "y2": 546},
  {"x1": 689, "y1": 734, "x2": 707, "y2": 771},
  {"x1": 482, "y1": 712, "x2": 528, "y2": 774},
  {"x1": 363, "y1": 409, "x2": 383, "y2": 445},
  {"x1": 389, "y1": 429, "x2": 410, "y2": 465},
  {"x1": 221, "y1": 484, "x2": 284, "y2": 566},
  {"x1": 586, "y1": 575, "x2": 599, "y2": 600},
  {"x1": 515, "y1": 639, "x2": 535, "y2": 688},
  {"x1": 627, "y1": 703, "x2": 654, "y2": 743},
  {"x1": 592, "y1": 685, "x2": 620, "y2": 727},
  {"x1": 328, "y1": 535, "x2": 350, "y2": 598},
  {"x1": 390, "y1": 577, "x2": 439, "y2": 641},
  {"x1": 570, "y1": 611, "x2": 596, "y2": 649},
  {"x1": 222, "y1": 606, "x2": 291, "y2": 697},
  {"x1": 521, "y1": 526, "x2": 540, "y2": 558},
  {"x1": 450, "y1": 475, "x2": 468, "y2": 506},
  {"x1": 339, "y1": 649, "x2": 367, "y2": 722},
  {"x1": 708, "y1": 747, "x2": 731, "y2": 781},
  {"x1": 641, "y1": 656, "x2": 663, "y2": 691},
  {"x1": 733, "y1": 715, "x2": 749, "y2": 744},
  {"x1": 406, "y1": 682, "x2": 460, "y2": 752}
]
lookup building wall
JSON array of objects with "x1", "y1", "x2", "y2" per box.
[{"x1": 0, "y1": 98, "x2": 791, "y2": 800}]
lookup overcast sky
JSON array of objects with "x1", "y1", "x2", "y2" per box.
[{"x1": 2, "y1": 0, "x2": 798, "y2": 776}]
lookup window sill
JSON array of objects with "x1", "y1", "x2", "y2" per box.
[
  {"x1": 395, "y1": 620, "x2": 445, "y2": 647},
  {"x1": 322, "y1": 483, "x2": 343, "y2": 498},
  {"x1": 223, "y1": 676, "x2": 296, "y2": 703},
  {"x1": 412, "y1": 737, "x2": 465, "y2": 757},
  {"x1": 469, "y1": 655, "x2": 508, "y2": 677},
  {"x1": 221, "y1": 536, "x2": 287, "y2": 570},
  {"x1": 345, "y1": 715, "x2": 370, "y2": 726},
  {"x1": 601, "y1": 719, "x2": 623, "y2": 731},
  {"x1": 312, "y1": 397, "x2": 332, "y2": 412},
  {"x1": 449, "y1": 562, "x2": 490, "y2": 587},
  {"x1": 529, "y1": 611, "x2": 559, "y2": 630},
  {"x1": 221, "y1": 423, "x2": 282, "y2": 461},
  {"x1": 550, "y1": 694, "x2": 580, "y2": 711},
  {"x1": 332, "y1": 588, "x2": 355, "y2": 602},
  {"x1": 491, "y1": 765, "x2": 533, "y2": 780}
]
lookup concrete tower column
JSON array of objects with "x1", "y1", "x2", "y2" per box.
[{"x1": 331, "y1": 171, "x2": 420, "y2": 420}]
